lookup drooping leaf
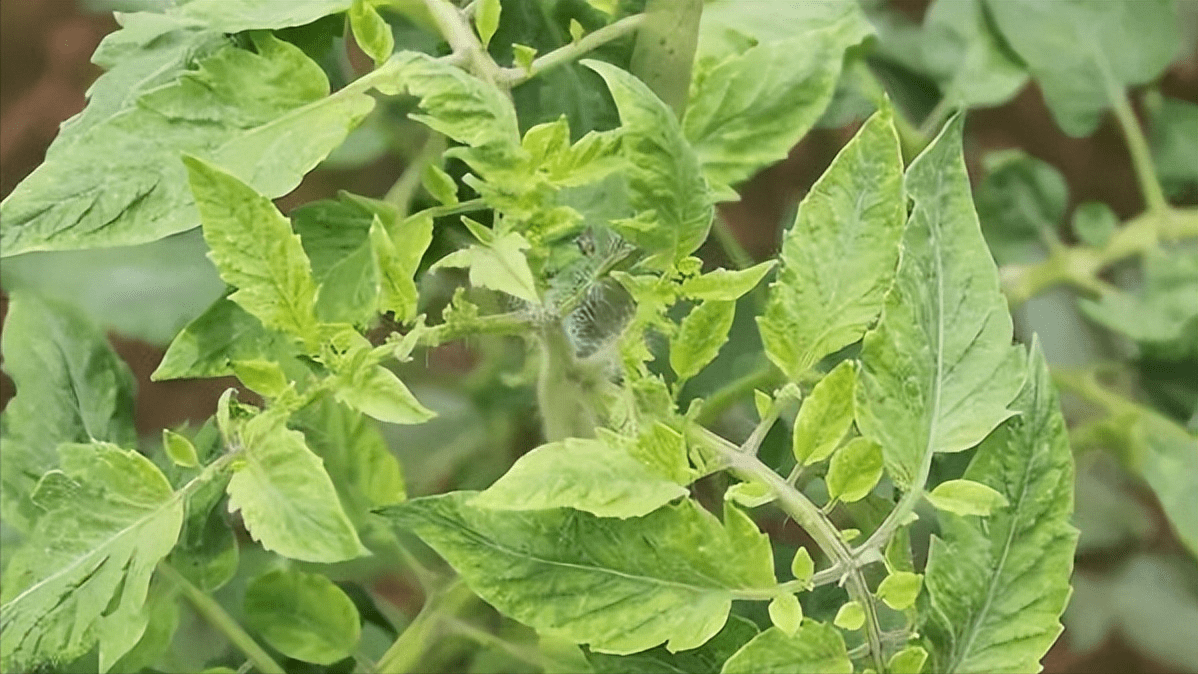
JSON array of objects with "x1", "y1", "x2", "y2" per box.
[
  {"x1": 1, "y1": 29, "x2": 375, "y2": 255},
  {"x1": 380, "y1": 493, "x2": 775, "y2": 654},
  {"x1": 0, "y1": 293, "x2": 136, "y2": 529},
  {"x1": 792, "y1": 360, "x2": 855, "y2": 465},
  {"x1": 152, "y1": 296, "x2": 299, "y2": 381},
  {"x1": 921, "y1": 344, "x2": 1078, "y2": 673},
  {"x1": 855, "y1": 115, "x2": 1025, "y2": 490},
  {"x1": 721, "y1": 623, "x2": 852, "y2": 674},
  {"x1": 926, "y1": 479, "x2": 1010, "y2": 517},
  {"x1": 472, "y1": 438, "x2": 688, "y2": 518},
  {"x1": 671, "y1": 300, "x2": 736, "y2": 382},
  {"x1": 920, "y1": 0, "x2": 1027, "y2": 109},
  {"x1": 243, "y1": 569, "x2": 361, "y2": 665},
  {"x1": 0, "y1": 443, "x2": 184, "y2": 673},
  {"x1": 757, "y1": 108, "x2": 905, "y2": 380},
  {"x1": 225, "y1": 411, "x2": 367, "y2": 563},
  {"x1": 184, "y1": 155, "x2": 320, "y2": 344},
  {"x1": 684, "y1": 2, "x2": 872, "y2": 193},
  {"x1": 333, "y1": 360, "x2": 436, "y2": 426},
  {"x1": 584, "y1": 60, "x2": 714, "y2": 270},
  {"x1": 586, "y1": 615, "x2": 758, "y2": 674},
  {"x1": 986, "y1": 0, "x2": 1179, "y2": 136}
]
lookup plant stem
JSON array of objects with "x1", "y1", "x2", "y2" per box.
[
  {"x1": 711, "y1": 212, "x2": 756, "y2": 271},
  {"x1": 691, "y1": 427, "x2": 886, "y2": 672},
  {"x1": 498, "y1": 13, "x2": 648, "y2": 85},
  {"x1": 1107, "y1": 82, "x2": 1169, "y2": 215},
  {"x1": 158, "y1": 563, "x2": 285, "y2": 674},
  {"x1": 384, "y1": 133, "x2": 448, "y2": 216},
  {"x1": 377, "y1": 580, "x2": 477, "y2": 674},
  {"x1": 419, "y1": 310, "x2": 532, "y2": 346},
  {"x1": 1003, "y1": 207, "x2": 1198, "y2": 307},
  {"x1": 423, "y1": 0, "x2": 504, "y2": 85},
  {"x1": 695, "y1": 362, "x2": 784, "y2": 425}
]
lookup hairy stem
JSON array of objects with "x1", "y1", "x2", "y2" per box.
[
  {"x1": 423, "y1": 0, "x2": 504, "y2": 85},
  {"x1": 158, "y1": 563, "x2": 285, "y2": 674},
  {"x1": 499, "y1": 13, "x2": 648, "y2": 84}
]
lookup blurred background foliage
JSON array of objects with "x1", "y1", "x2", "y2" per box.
[{"x1": 0, "y1": 1, "x2": 1196, "y2": 672}]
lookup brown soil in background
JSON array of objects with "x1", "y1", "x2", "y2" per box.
[{"x1": 1, "y1": 2, "x2": 1195, "y2": 672}]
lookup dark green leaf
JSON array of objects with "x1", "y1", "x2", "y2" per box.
[{"x1": 244, "y1": 569, "x2": 361, "y2": 665}]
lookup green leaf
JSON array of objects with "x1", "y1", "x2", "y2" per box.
[
  {"x1": 790, "y1": 547, "x2": 814, "y2": 585},
  {"x1": 855, "y1": 115, "x2": 1025, "y2": 490},
  {"x1": 333, "y1": 363, "x2": 436, "y2": 426},
  {"x1": 108, "y1": 582, "x2": 179, "y2": 674},
  {"x1": 671, "y1": 300, "x2": 736, "y2": 382},
  {"x1": 163, "y1": 430, "x2": 200, "y2": 468},
  {"x1": 887, "y1": 645, "x2": 929, "y2": 674},
  {"x1": 1, "y1": 442, "x2": 184, "y2": 672},
  {"x1": 757, "y1": 108, "x2": 905, "y2": 380},
  {"x1": 832, "y1": 601, "x2": 864, "y2": 631},
  {"x1": 680, "y1": 261, "x2": 775, "y2": 301},
  {"x1": 421, "y1": 163, "x2": 459, "y2": 206},
  {"x1": 876, "y1": 571, "x2": 922, "y2": 611},
  {"x1": 0, "y1": 293, "x2": 136, "y2": 529},
  {"x1": 584, "y1": 60, "x2": 714, "y2": 270},
  {"x1": 350, "y1": 0, "x2": 395, "y2": 66},
  {"x1": 768, "y1": 594, "x2": 802, "y2": 636},
  {"x1": 384, "y1": 52, "x2": 523, "y2": 173},
  {"x1": 316, "y1": 240, "x2": 380, "y2": 326},
  {"x1": 153, "y1": 297, "x2": 299, "y2": 381},
  {"x1": 0, "y1": 229, "x2": 225, "y2": 345},
  {"x1": 232, "y1": 360, "x2": 290, "y2": 398},
  {"x1": 725, "y1": 481, "x2": 775, "y2": 509},
  {"x1": 1, "y1": 28, "x2": 375, "y2": 255},
  {"x1": 475, "y1": 0, "x2": 501, "y2": 48},
  {"x1": 1070, "y1": 201, "x2": 1118, "y2": 248},
  {"x1": 1080, "y1": 251, "x2": 1198, "y2": 345},
  {"x1": 921, "y1": 344, "x2": 1078, "y2": 673},
  {"x1": 243, "y1": 569, "x2": 361, "y2": 665},
  {"x1": 684, "y1": 2, "x2": 872, "y2": 193},
  {"x1": 920, "y1": 0, "x2": 1027, "y2": 108},
  {"x1": 1151, "y1": 97, "x2": 1198, "y2": 195},
  {"x1": 586, "y1": 614, "x2": 758, "y2": 674},
  {"x1": 792, "y1": 360, "x2": 855, "y2": 465},
  {"x1": 974, "y1": 150, "x2": 1067, "y2": 265},
  {"x1": 380, "y1": 493, "x2": 775, "y2": 654},
  {"x1": 297, "y1": 398, "x2": 406, "y2": 527},
  {"x1": 373, "y1": 214, "x2": 433, "y2": 322},
  {"x1": 616, "y1": 423, "x2": 696, "y2": 486},
  {"x1": 177, "y1": 0, "x2": 354, "y2": 32},
  {"x1": 825, "y1": 437, "x2": 883, "y2": 503},
  {"x1": 629, "y1": 0, "x2": 703, "y2": 118},
  {"x1": 226, "y1": 411, "x2": 367, "y2": 563},
  {"x1": 473, "y1": 438, "x2": 688, "y2": 518},
  {"x1": 433, "y1": 230, "x2": 540, "y2": 303},
  {"x1": 986, "y1": 0, "x2": 1179, "y2": 136},
  {"x1": 722, "y1": 623, "x2": 852, "y2": 674},
  {"x1": 926, "y1": 479, "x2": 1010, "y2": 517},
  {"x1": 167, "y1": 468, "x2": 238, "y2": 593},
  {"x1": 184, "y1": 155, "x2": 320, "y2": 344}
]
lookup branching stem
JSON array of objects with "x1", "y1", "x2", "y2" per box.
[{"x1": 497, "y1": 14, "x2": 648, "y2": 85}]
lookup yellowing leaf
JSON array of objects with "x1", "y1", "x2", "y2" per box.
[
  {"x1": 350, "y1": 0, "x2": 395, "y2": 66},
  {"x1": 876, "y1": 571, "x2": 922, "y2": 611},
  {"x1": 334, "y1": 364, "x2": 435, "y2": 426},
  {"x1": 792, "y1": 360, "x2": 855, "y2": 465},
  {"x1": 768, "y1": 594, "x2": 802, "y2": 636},
  {"x1": 722, "y1": 624, "x2": 852, "y2": 674},
  {"x1": 825, "y1": 437, "x2": 883, "y2": 503},
  {"x1": 433, "y1": 231, "x2": 540, "y2": 303}
]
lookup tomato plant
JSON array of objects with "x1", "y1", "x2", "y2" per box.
[{"x1": 0, "y1": 1, "x2": 1193, "y2": 672}]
